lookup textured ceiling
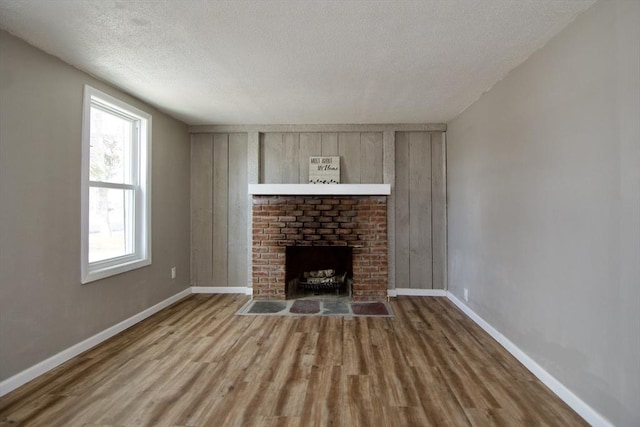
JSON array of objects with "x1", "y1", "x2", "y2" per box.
[{"x1": 0, "y1": 0, "x2": 596, "y2": 125}]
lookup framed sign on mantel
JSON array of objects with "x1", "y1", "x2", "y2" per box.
[{"x1": 309, "y1": 156, "x2": 340, "y2": 184}]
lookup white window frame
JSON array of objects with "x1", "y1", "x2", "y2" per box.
[{"x1": 81, "y1": 85, "x2": 152, "y2": 284}]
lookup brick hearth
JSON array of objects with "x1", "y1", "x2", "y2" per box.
[{"x1": 251, "y1": 195, "x2": 388, "y2": 301}]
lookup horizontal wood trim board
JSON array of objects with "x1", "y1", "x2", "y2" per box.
[
  {"x1": 189, "y1": 123, "x2": 447, "y2": 134},
  {"x1": 388, "y1": 288, "x2": 447, "y2": 297},
  {"x1": 445, "y1": 292, "x2": 613, "y2": 427},
  {"x1": 248, "y1": 184, "x2": 391, "y2": 195},
  {"x1": 0, "y1": 288, "x2": 192, "y2": 397},
  {"x1": 192, "y1": 286, "x2": 253, "y2": 295}
]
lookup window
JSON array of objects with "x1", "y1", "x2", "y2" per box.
[{"x1": 81, "y1": 85, "x2": 151, "y2": 283}]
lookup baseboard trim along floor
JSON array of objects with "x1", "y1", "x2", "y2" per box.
[
  {"x1": 192, "y1": 286, "x2": 252, "y2": 295},
  {"x1": 388, "y1": 288, "x2": 447, "y2": 297}
]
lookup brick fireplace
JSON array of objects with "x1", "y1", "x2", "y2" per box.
[{"x1": 251, "y1": 193, "x2": 388, "y2": 301}]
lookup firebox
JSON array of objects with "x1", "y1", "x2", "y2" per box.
[{"x1": 285, "y1": 246, "x2": 353, "y2": 299}]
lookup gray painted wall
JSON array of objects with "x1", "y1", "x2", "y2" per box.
[
  {"x1": 0, "y1": 31, "x2": 192, "y2": 381},
  {"x1": 446, "y1": 1, "x2": 639, "y2": 425}
]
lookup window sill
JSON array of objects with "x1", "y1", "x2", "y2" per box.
[{"x1": 81, "y1": 257, "x2": 151, "y2": 284}]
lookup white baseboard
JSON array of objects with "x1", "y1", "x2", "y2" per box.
[
  {"x1": 0, "y1": 288, "x2": 192, "y2": 397},
  {"x1": 446, "y1": 292, "x2": 612, "y2": 427},
  {"x1": 192, "y1": 286, "x2": 252, "y2": 295},
  {"x1": 388, "y1": 288, "x2": 447, "y2": 297}
]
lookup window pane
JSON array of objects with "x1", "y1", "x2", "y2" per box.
[
  {"x1": 89, "y1": 106, "x2": 132, "y2": 184},
  {"x1": 89, "y1": 187, "x2": 135, "y2": 262}
]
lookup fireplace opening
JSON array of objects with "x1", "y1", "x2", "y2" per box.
[{"x1": 285, "y1": 246, "x2": 353, "y2": 299}]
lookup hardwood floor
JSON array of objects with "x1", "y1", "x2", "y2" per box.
[{"x1": 0, "y1": 294, "x2": 587, "y2": 426}]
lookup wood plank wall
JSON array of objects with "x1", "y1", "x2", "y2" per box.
[
  {"x1": 395, "y1": 132, "x2": 446, "y2": 289},
  {"x1": 190, "y1": 129, "x2": 446, "y2": 290},
  {"x1": 191, "y1": 133, "x2": 248, "y2": 287},
  {"x1": 260, "y1": 132, "x2": 384, "y2": 184}
]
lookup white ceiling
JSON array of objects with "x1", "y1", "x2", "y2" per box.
[{"x1": 0, "y1": 0, "x2": 596, "y2": 126}]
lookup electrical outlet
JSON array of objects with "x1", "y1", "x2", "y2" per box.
[
  {"x1": 464, "y1": 288, "x2": 469, "y2": 302},
  {"x1": 171, "y1": 267, "x2": 176, "y2": 280}
]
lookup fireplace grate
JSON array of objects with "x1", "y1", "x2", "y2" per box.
[{"x1": 298, "y1": 270, "x2": 347, "y2": 291}]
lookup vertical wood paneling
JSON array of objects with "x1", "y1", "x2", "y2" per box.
[
  {"x1": 321, "y1": 133, "x2": 338, "y2": 155},
  {"x1": 383, "y1": 131, "x2": 396, "y2": 290},
  {"x1": 299, "y1": 133, "x2": 322, "y2": 183},
  {"x1": 395, "y1": 132, "x2": 439, "y2": 289},
  {"x1": 360, "y1": 132, "x2": 383, "y2": 183},
  {"x1": 261, "y1": 133, "x2": 300, "y2": 183},
  {"x1": 247, "y1": 133, "x2": 260, "y2": 185},
  {"x1": 338, "y1": 133, "x2": 361, "y2": 183},
  {"x1": 382, "y1": 131, "x2": 396, "y2": 289},
  {"x1": 260, "y1": 133, "x2": 283, "y2": 183},
  {"x1": 212, "y1": 134, "x2": 229, "y2": 285},
  {"x1": 395, "y1": 132, "x2": 411, "y2": 288},
  {"x1": 191, "y1": 134, "x2": 213, "y2": 286},
  {"x1": 228, "y1": 133, "x2": 248, "y2": 287},
  {"x1": 247, "y1": 132, "x2": 260, "y2": 288},
  {"x1": 282, "y1": 133, "x2": 300, "y2": 183},
  {"x1": 431, "y1": 133, "x2": 447, "y2": 290},
  {"x1": 408, "y1": 132, "x2": 432, "y2": 289},
  {"x1": 260, "y1": 132, "x2": 384, "y2": 184},
  {"x1": 191, "y1": 128, "x2": 446, "y2": 292}
]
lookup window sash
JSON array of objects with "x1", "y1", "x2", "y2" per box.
[
  {"x1": 88, "y1": 185, "x2": 137, "y2": 262},
  {"x1": 89, "y1": 102, "x2": 140, "y2": 186}
]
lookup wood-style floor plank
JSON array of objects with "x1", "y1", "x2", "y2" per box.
[{"x1": 0, "y1": 294, "x2": 588, "y2": 426}]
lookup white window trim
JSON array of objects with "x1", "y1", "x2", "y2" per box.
[{"x1": 81, "y1": 85, "x2": 152, "y2": 284}]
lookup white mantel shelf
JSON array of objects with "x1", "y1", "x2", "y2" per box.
[{"x1": 248, "y1": 184, "x2": 391, "y2": 196}]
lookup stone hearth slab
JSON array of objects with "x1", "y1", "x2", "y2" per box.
[
  {"x1": 247, "y1": 301, "x2": 287, "y2": 314},
  {"x1": 322, "y1": 301, "x2": 350, "y2": 314},
  {"x1": 351, "y1": 302, "x2": 390, "y2": 316},
  {"x1": 237, "y1": 299, "x2": 394, "y2": 317},
  {"x1": 290, "y1": 300, "x2": 320, "y2": 314}
]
